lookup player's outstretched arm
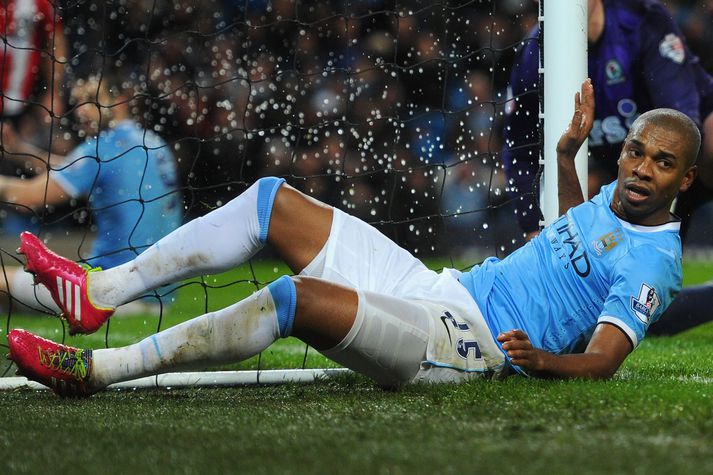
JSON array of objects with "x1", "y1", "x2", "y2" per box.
[
  {"x1": 556, "y1": 79, "x2": 594, "y2": 215},
  {"x1": 0, "y1": 174, "x2": 68, "y2": 210},
  {"x1": 1, "y1": 124, "x2": 67, "y2": 172},
  {"x1": 0, "y1": 126, "x2": 70, "y2": 209},
  {"x1": 497, "y1": 324, "x2": 631, "y2": 379}
]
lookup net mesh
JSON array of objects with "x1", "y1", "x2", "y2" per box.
[{"x1": 0, "y1": 0, "x2": 538, "y2": 378}]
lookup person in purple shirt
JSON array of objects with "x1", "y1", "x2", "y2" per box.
[{"x1": 503, "y1": 0, "x2": 713, "y2": 336}]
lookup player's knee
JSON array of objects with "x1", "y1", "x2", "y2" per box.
[
  {"x1": 290, "y1": 275, "x2": 324, "y2": 300},
  {"x1": 255, "y1": 176, "x2": 286, "y2": 243},
  {"x1": 290, "y1": 275, "x2": 359, "y2": 350},
  {"x1": 290, "y1": 275, "x2": 321, "y2": 314},
  {"x1": 267, "y1": 275, "x2": 359, "y2": 340},
  {"x1": 266, "y1": 275, "x2": 337, "y2": 339},
  {"x1": 266, "y1": 275, "x2": 296, "y2": 338}
]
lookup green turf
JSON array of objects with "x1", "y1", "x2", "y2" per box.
[{"x1": 0, "y1": 260, "x2": 712, "y2": 474}]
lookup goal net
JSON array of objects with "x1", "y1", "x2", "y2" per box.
[{"x1": 0, "y1": 0, "x2": 538, "y2": 388}]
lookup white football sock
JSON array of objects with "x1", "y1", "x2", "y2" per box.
[
  {"x1": 7, "y1": 268, "x2": 60, "y2": 313},
  {"x1": 89, "y1": 177, "x2": 284, "y2": 308},
  {"x1": 90, "y1": 278, "x2": 296, "y2": 389},
  {"x1": 6, "y1": 268, "x2": 162, "y2": 316}
]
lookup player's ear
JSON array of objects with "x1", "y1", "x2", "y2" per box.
[{"x1": 679, "y1": 164, "x2": 698, "y2": 193}]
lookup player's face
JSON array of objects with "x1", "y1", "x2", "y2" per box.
[
  {"x1": 71, "y1": 84, "x2": 111, "y2": 135},
  {"x1": 611, "y1": 122, "x2": 696, "y2": 225}
]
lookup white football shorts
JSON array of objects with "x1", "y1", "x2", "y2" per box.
[{"x1": 303, "y1": 208, "x2": 506, "y2": 386}]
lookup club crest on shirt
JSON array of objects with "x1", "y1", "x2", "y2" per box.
[
  {"x1": 630, "y1": 283, "x2": 660, "y2": 324},
  {"x1": 605, "y1": 59, "x2": 625, "y2": 85},
  {"x1": 659, "y1": 33, "x2": 685, "y2": 64},
  {"x1": 592, "y1": 229, "x2": 623, "y2": 256}
]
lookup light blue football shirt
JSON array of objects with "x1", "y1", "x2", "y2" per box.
[
  {"x1": 52, "y1": 119, "x2": 182, "y2": 269},
  {"x1": 458, "y1": 181, "x2": 682, "y2": 372}
]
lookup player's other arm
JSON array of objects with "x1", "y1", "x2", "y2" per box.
[
  {"x1": 0, "y1": 174, "x2": 68, "y2": 210},
  {"x1": 0, "y1": 125, "x2": 69, "y2": 209},
  {"x1": 556, "y1": 79, "x2": 594, "y2": 215},
  {"x1": 2, "y1": 124, "x2": 66, "y2": 173},
  {"x1": 497, "y1": 324, "x2": 632, "y2": 379}
]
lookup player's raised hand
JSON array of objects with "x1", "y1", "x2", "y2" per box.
[
  {"x1": 556, "y1": 78, "x2": 595, "y2": 160},
  {"x1": 496, "y1": 329, "x2": 549, "y2": 372}
]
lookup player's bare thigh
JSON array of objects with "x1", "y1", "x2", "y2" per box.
[
  {"x1": 290, "y1": 275, "x2": 431, "y2": 386},
  {"x1": 268, "y1": 184, "x2": 333, "y2": 274}
]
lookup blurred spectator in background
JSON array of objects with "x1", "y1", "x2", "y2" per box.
[
  {"x1": 0, "y1": 0, "x2": 66, "y2": 128},
  {"x1": 0, "y1": 0, "x2": 68, "y2": 233},
  {"x1": 441, "y1": 70, "x2": 512, "y2": 257},
  {"x1": 0, "y1": 74, "x2": 182, "y2": 315},
  {"x1": 663, "y1": 1, "x2": 713, "y2": 72},
  {"x1": 63, "y1": 0, "x2": 533, "y2": 257}
]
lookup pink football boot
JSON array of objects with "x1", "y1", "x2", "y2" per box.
[
  {"x1": 18, "y1": 231, "x2": 114, "y2": 335},
  {"x1": 7, "y1": 329, "x2": 95, "y2": 397}
]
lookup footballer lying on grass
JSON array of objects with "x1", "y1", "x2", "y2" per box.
[{"x1": 7, "y1": 80, "x2": 700, "y2": 395}]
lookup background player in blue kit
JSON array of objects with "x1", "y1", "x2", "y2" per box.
[
  {"x1": 6, "y1": 80, "x2": 701, "y2": 394},
  {"x1": 0, "y1": 75, "x2": 182, "y2": 316},
  {"x1": 504, "y1": 0, "x2": 713, "y2": 336}
]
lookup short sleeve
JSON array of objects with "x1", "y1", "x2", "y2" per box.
[
  {"x1": 597, "y1": 244, "x2": 681, "y2": 349},
  {"x1": 51, "y1": 142, "x2": 100, "y2": 199}
]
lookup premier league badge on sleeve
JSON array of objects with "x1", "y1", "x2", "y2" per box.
[
  {"x1": 659, "y1": 33, "x2": 685, "y2": 64},
  {"x1": 631, "y1": 283, "x2": 661, "y2": 324}
]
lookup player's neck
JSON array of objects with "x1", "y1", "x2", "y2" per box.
[
  {"x1": 112, "y1": 106, "x2": 129, "y2": 123},
  {"x1": 609, "y1": 200, "x2": 674, "y2": 227},
  {"x1": 588, "y1": 0, "x2": 605, "y2": 44}
]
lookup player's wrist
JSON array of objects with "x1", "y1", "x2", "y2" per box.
[
  {"x1": 532, "y1": 349, "x2": 549, "y2": 372},
  {"x1": 556, "y1": 149, "x2": 578, "y2": 163}
]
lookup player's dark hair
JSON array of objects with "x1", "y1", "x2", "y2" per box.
[{"x1": 628, "y1": 109, "x2": 701, "y2": 167}]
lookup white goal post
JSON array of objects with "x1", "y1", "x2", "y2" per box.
[
  {"x1": 540, "y1": 0, "x2": 589, "y2": 226},
  {"x1": 0, "y1": 369, "x2": 352, "y2": 391}
]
